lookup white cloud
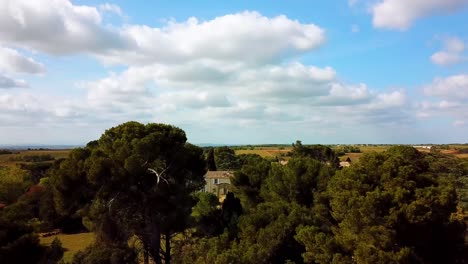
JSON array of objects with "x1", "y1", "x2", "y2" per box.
[
  {"x1": 445, "y1": 37, "x2": 465, "y2": 52},
  {"x1": 0, "y1": 1, "x2": 325, "y2": 67},
  {"x1": 79, "y1": 59, "x2": 410, "y2": 130},
  {"x1": 417, "y1": 74, "x2": 468, "y2": 125},
  {"x1": 102, "y1": 11, "x2": 326, "y2": 66},
  {"x1": 430, "y1": 37, "x2": 466, "y2": 66},
  {"x1": 0, "y1": 47, "x2": 45, "y2": 74},
  {"x1": 0, "y1": 0, "x2": 131, "y2": 55},
  {"x1": 372, "y1": 0, "x2": 468, "y2": 30},
  {"x1": 99, "y1": 3, "x2": 122, "y2": 16},
  {"x1": 0, "y1": 73, "x2": 28, "y2": 88},
  {"x1": 431, "y1": 51, "x2": 462, "y2": 66},
  {"x1": 424, "y1": 74, "x2": 468, "y2": 99}
]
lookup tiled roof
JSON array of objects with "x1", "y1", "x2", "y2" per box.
[{"x1": 205, "y1": 170, "x2": 233, "y2": 179}]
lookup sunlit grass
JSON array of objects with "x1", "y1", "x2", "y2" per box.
[{"x1": 40, "y1": 232, "x2": 95, "y2": 263}]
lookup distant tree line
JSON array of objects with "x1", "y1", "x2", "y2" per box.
[
  {"x1": 0, "y1": 149, "x2": 14, "y2": 155},
  {"x1": 8, "y1": 154, "x2": 55, "y2": 163}
]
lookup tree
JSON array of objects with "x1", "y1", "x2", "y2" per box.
[
  {"x1": 182, "y1": 156, "x2": 335, "y2": 264},
  {"x1": 291, "y1": 141, "x2": 339, "y2": 167},
  {"x1": 215, "y1": 147, "x2": 240, "y2": 170},
  {"x1": 0, "y1": 166, "x2": 32, "y2": 205},
  {"x1": 297, "y1": 146, "x2": 466, "y2": 263},
  {"x1": 52, "y1": 121, "x2": 206, "y2": 264},
  {"x1": 48, "y1": 148, "x2": 96, "y2": 233},
  {"x1": 192, "y1": 192, "x2": 222, "y2": 237},
  {"x1": 231, "y1": 154, "x2": 271, "y2": 210},
  {"x1": 73, "y1": 242, "x2": 137, "y2": 264},
  {"x1": 206, "y1": 148, "x2": 217, "y2": 171}
]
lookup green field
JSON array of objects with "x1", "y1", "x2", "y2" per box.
[{"x1": 40, "y1": 232, "x2": 95, "y2": 263}]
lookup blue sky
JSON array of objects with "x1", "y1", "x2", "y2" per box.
[{"x1": 0, "y1": 0, "x2": 468, "y2": 145}]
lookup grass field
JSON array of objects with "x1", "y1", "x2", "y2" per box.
[{"x1": 40, "y1": 232, "x2": 95, "y2": 263}]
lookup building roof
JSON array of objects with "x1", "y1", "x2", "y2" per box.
[{"x1": 205, "y1": 170, "x2": 233, "y2": 179}]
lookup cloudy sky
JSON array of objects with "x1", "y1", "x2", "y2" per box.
[{"x1": 1, "y1": 0, "x2": 468, "y2": 145}]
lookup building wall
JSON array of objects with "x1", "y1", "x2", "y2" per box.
[{"x1": 204, "y1": 177, "x2": 231, "y2": 194}]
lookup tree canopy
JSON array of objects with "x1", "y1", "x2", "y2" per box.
[
  {"x1": 50, "y1": 121, "x2": 207, "y2": 264},
  {"x1": 175, "y1": 145, "x2": 467, "y2": 264}
]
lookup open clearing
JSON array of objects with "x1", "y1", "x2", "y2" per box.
[{"x1": 40, "y1": 232, "x2": 95, "y2": 263}]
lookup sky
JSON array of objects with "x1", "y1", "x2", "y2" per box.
[{"x1": 0, "y1": 0, "x2": 468, "y2": 145}]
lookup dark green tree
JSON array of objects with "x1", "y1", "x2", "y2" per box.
[
  {"x1": 73, "y1": 242, "x2": 137, "y2": 264},
  {"x1": 192, "y1": 192, "x2": 222, "y2": 237},
  {"x1": 206, "y1": 148, "x2": 217, "y2": 171},
  {"x1": 0, "y1": 217, "x2": 45, "y2": 264},
  {"x1": 52, "y1": 121, "x2": 206, "y2": 264},
  {"x1": 0, "y1": 166, "x2": 32, "y2": 205},
  {"x1": 231, "y1": 154, "x2": 271, "y2": 210},
  {"x1": 291, "y1": 141, "x2": 339, "y2": 167},
  {"x1": 215, "y1": 147, "x2": 240, "y2": 170},
  {"x1": 296, "y1": 146, "x2": 465, "y2": 264}
]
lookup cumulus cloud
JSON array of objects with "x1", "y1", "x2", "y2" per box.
[
  {"x1": 424, "y1": 74, "x2": 468, "y2": 99},
  {"x1": 372, "y1": 0, "x2": 468, "y2": 30},
  {"x1": 79, "y1": 59, "x2": 410, "y2": 130},
  {"x1": 430, "y1": 37, "x2": 466, "y2": 66},
  {"x1": 0, "y1": 0, "x2": 131, "y2": 55},
  {"x1": 100, "y1": 11, "x2": 326, "y2": 66},
  {"x1": 418, "y1": 74, "x2": 468, "y2": 126},
  {"x1": 0, "y1": 1, "x2": 325, "y2": 67},
  {"x1": 0, "y1": 47, "x2": 45, "y2": 74},
  {"x1": 0, "y1": 92, "x2": 91, "y2": 128},
  {"x1": 0, "y1": 74, "x2": 28, "y2": 88}
]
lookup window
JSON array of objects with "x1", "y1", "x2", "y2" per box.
[{"x1": 213, "y1": 178, "x2": 219, "y2": 184}]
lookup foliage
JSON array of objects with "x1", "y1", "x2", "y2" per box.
[
  {"x1": 205, "y1": 148, "x2": 217, "y2": 171},
  {"x1": 192, "y1": 192, "x2": 222, "y2": 237},
  {"x1": 296, "y1": 146, "x2": 465, "y2": 263},
  {"x1": 9, "y1": 154, "x2": 55, "y2": 163},
  {"x1": 0, "y1": 199, "x2": 66, "y2": 264},
  {"x1": 0, "y1": 215, "x2": 45, "y2": 263},
  {"x1": 215, "y1": 147, "x2": 240, "y2": 170},
  {"x1": 0, "y1": 166, "x2": 32, "y2": 204},
  {"x1": 291, "y1": 141, "x2": 339, "y2": 167},
  {"x1": 73, "y1": 243, "x2": 137, "y2": 264},
  {"x1": 231, "y1": 154, "x2": 271, "y2": 210},
  {"x1": 335, "y1": 145, "x2": 361, "y2": 156},
  {"x1": 20, "y1": 162, "x2": 54, "y2": 184},
  {"x1": 42, "y1": 237, "x2": 64, "y2": 263},
  {"x1": 50, "y1": 121, "x2": 207, "y2": 263},
  {"x1": 0, "y1": 149, "x2": 13, "y2": 155},
  {"x1": 181, "y1": 156, "x2": 335, "y2": 264}
]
